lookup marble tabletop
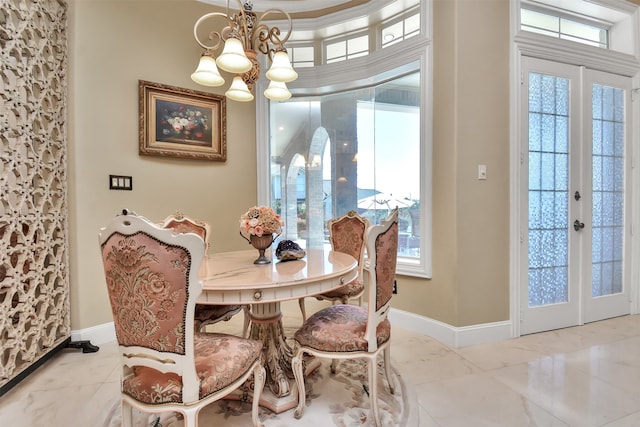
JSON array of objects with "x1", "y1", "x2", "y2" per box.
[{"x1": 198, "y1": 248, "x2": 358, "y2": 305}]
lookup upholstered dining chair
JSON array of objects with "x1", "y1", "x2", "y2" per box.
[
  {"x1": 291, "y1": 208, "x2": 398, "y2": 427},
  {"x1": 297, "y1": 210, "x2": 370, "y2": 322},
  {"x1": 161, "y1": 212, "x2": 250, "y2": 337},
  {"x1": 99, "y1": 210, "x2": 265, "y2": 427}
]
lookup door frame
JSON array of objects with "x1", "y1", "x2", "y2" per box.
[{"x1": 510, "y1": 30, "x2": 640, "y2": 338}]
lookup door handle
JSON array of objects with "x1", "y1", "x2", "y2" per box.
[{"x1": 573, "y1": 220, "x2": 585, "y2": 231}]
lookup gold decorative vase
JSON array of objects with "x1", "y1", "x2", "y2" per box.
[{"x1": 248, "y1": 234, "x2": 275, "y2": 264}]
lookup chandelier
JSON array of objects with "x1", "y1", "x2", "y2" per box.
[{"x1": 191, "y1": 0, "x2": 298, "y2": 102}]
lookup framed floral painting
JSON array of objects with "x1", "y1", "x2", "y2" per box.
[{"x1": 138, "y1": 80, "x2": 226, "y2": 161}]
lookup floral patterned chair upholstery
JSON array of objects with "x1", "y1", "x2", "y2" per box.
[
  {"x1": 161, "y1": 212, "x2": 250, "y2": 337},
  {"x1": 297, "y1": 210, "x2": 370, "y2": 322},
  {"x1": 291, "y1": 208, "x2": 398, "y2": 427},
  {"x1": 99, "y1": 210, "x2": 265, "y2": 427}
]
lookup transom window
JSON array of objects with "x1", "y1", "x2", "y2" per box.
[
  {"x1": 288, "y1": 46, "x2": 315, "y2": 68},
  {"x1": 325, "y1": 34, "x2": 369, "y2": 64},
  {"x1": 382, "y1": 11, "x2": 420, "y2": 48},
  {"x1": 521, "y1": 7, "x2": 609, "y2": 49}
]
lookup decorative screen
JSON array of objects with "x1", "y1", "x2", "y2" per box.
[{"x1": 0, "y1": 0, "x2": 70, "y2": 391}]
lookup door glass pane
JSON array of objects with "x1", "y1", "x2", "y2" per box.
[
  {"x1": 528, "y1": 73, "x2": 569, "y2": 307},
  {"x1": 592, "y1": 84, "x2": 624, "y2": 297}
]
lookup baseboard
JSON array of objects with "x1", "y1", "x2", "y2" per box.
[
  {"x1": 389, "y1": 308, "x2": 513, "y2": 348},
  {"x1": 73, "y1": 311, "x2": 512, "y2": 349},
  {"x1": 71, "y1": 322, "x2": 116, "y2": 346}
]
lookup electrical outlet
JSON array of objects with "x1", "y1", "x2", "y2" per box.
[{"x1": 392, "y1": 280, "x2": 398, "y2": 294}]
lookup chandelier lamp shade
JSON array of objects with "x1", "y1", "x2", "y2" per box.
[{"x1": 191, "y1": 0, "x2": 298, "y2": 102}]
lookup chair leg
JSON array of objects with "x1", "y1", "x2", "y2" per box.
[
  {"x1": 368, "y1": 357, "x2": 382, "y2": 427},
  {"x1": 383, "y1": 345, "x2": 395, "y2": 394},
  {"x1": 298, "y1": 298, "x2": 307, "y2": 322},
  {"x1": 292, "y1": 352, "x2": 306, "y2": 419},
  {"x1": 121, "y1": 400, "x2": 133, "y2": 427},
  {"x1": 252, "y1": 364, "x2": 266, "y2": 427},
  {"x1": 195, "y1": 320, "x2": 204, "y2": 333},
  {"x1": 242, "y1": 305, "x2": 251, "y2": 338},
  {"x1": 330, "y1": 359, "x2": 338, "y2": 374},
  {"x1": 180, "y1": 407, "x2": 199, "y2": 427}
]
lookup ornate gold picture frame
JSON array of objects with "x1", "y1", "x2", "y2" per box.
[{"x1": 138, "y1": 80, "x2": 226, "y2": 161}]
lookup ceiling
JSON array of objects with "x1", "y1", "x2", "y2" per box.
[{"x1": 199, "y1": 0, "x2": 370, "y2": 19}]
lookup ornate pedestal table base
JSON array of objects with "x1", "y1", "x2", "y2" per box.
[
  {"x1": 248, "y1": 301, "x2": 308, "y2": 413},
  {"x1": 198, "y1": 248, "x2": 358, "y2": 413}
]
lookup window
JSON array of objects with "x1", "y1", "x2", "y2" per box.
[
  {"x1": 257, "y1": 0, "x2": 432, "y2": 277},
  {"x1": 521, "y1": 7, "x2": 608, "y2": 48},
  {"x1": 268, "y1": 69, "x2": 426, "y2": 274},
  {"x1": 326, "y1": 34, "x2": 368, "y2": 64},
  {"x1": 288, "y1": 46, "x2": 315, "y2": 68},
  {"x1": 382, "y1": 12, "x2": 420, "y2": 48}
]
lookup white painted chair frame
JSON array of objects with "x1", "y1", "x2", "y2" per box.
[
  {"x1": 100, "y1": 210, "x2": 265, "y2": 427},
  {"x1": 291, "y1": 208, "x2": 398, "y2": 427}
]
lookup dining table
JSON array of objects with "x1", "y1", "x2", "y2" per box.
[{"x1": 198, "y1": 246, "x2": 358, "y2": 413}]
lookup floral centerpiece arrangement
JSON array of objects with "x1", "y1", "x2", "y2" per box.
[
  {"x1": 240, "y1": 206, "x2": 284, "y2": 264},
  {"x1": 239, "y1": 206, "x2": 284, "y2": 239}
]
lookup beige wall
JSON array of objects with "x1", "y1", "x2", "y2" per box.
[
  {"x1": 68, "y1": 0, "x2": 258, "y2": 329},
  {"x1": 392, "y1": 0, "x2": 510, "y2": 327},
  {"x1": 67, "y1": 0, "x2": 511, "y2": 331}
]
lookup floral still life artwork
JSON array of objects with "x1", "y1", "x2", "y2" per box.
[
  {"x1": 155, "y1": 100, "x2": 212, "y2": 146},
  {"x1": 138, "y1": 80, "x2": 226, "y2": 161},
  {"x1": 239, "y1": 206, "x2": 284, "y2": 239}
]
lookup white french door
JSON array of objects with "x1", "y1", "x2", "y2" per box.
[{"x1": 520, "y1": 57, "x2": 632, "y2": 335}]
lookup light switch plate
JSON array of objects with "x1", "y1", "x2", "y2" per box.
[
  {"x1": 478, "y1": 164, "x2": 487, "y2": 180},
  {"x1": 109, "y1": 175, "x2": 133, "y2": 190}
]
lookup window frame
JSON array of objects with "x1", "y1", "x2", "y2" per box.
[{"x1": 255, "y1": 1, "x2": 432, "y2": 278}]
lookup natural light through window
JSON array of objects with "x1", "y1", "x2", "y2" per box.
[
  {"x1": 521, "y1": 8, "x2": 608, "y2": 48},
  {"x1": 382, "y1": 12, "x2": 420, "y2": 48},
  {"x1": 326, "y1": 34, "x2": 369, "y2": 64},
  {"x1": 269, "y1": 71, "x2": 422, "y2": 261},
  {"x1": 289, "y1": 46, "x2": 315, "y2": 68}
]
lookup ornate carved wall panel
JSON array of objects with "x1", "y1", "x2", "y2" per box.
[{"x1": 0, "y1": 0, "x2": 70, "y2": 393}]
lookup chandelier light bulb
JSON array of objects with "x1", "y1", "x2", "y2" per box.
[
  {"x1": 265, "y1": 50, "x2": 298, "y2": 83},
  {"x1": 264, "y1": 80, "x2": 291, "y2": 101},
  {"x1": 225, "y1": 76, "x2": 254, "y2": 102},
  {"x1": 216, "y1": 37, "x2": 253, "y2": 73},
  {"x1": 191, "y1": 54, "x2": 225, "y2": 87},
  {"x1": 192, "y1": 5, "x2": 296, "y2": 102}
]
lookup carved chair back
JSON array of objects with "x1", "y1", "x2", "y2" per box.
[
  {"x1": 328, "y1": 210, "x2": 370, "y2": 277},
  {"x1": 100, "y1": 210, "x2": 203, "y2": 402}
]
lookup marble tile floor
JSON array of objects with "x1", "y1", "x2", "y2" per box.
[{"x1": 2, "y1": 301, "x2": 640, "y2": 427}]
